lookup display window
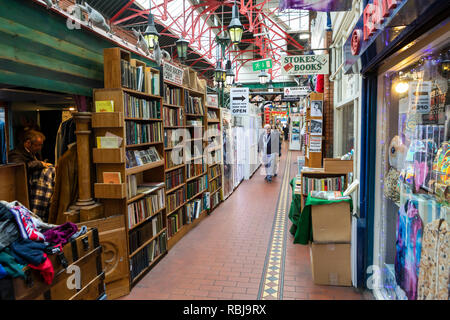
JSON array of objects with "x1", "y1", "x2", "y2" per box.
[{"x1": 373, "y1": 29, "x2": 449, "y2": 300}]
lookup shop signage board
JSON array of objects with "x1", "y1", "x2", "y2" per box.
[
  {"x1": 281, "y1": 54, "x2": 329, "y2": 76},
  {"x1": 230, "y1": 87, "x2": 249, "y2": 115},
  {"x1": 284, "y1": 86, "x2": 310, "y2": 96},
  {"x1": 343, "y1": 0, "x2": 408, "y2": 73},
  {"x1": 409, "y1": 81, "x2": 431, "y2": 114},
  {"x1": 309, "y1": 136, "x2": 322, "y2": 153},
  {"x1": 163, "y1": 61, "x2": 184, "y2": 86},
  {"x1": 252, "y1": 59, "x2": 273, "y2": 72},
  {"x1": 207, "y1": 94, "x2": 219, "y2": 107}
]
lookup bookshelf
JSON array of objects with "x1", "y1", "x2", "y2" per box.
[
  {"x1": 205, "y1": 94, "x2": 223, "y2": 211},
  {"x1": 305, "y1": 92, "x2": 323, "y2": 168},
  {"x1": 93, "y1": 48, "x2": 168, "y2": 289},
  {"x1": 163, "y1": 76, "x2": 209, "y2": 250}
]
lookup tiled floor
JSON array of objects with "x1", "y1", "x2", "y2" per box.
[{"x1": 120, "y1": 142, "x2": 365, "y2": 300}]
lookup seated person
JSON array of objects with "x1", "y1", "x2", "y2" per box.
[{"x1": 9, "y1": 130, "x2": 55, "y2": 221}]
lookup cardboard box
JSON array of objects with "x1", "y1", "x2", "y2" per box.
[
  {"x1": 311, "y1": 201, "x2": 351, "y2": 242},
  {"x1": 323, "y1": 158, "x2": 353, "y2": 173},
  {"x1": 310, "y1": 242, "x2": 351, "y2": 286}
]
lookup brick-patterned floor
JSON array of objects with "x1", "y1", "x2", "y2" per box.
[{"x1": 120, "y1": 142, "x2": 365, "y2": 300}]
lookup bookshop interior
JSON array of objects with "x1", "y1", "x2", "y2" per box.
[{"x1": 0, "y1": 0, "x2": 448, "y2": 303}]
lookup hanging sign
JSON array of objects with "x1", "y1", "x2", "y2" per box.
[
  {"x1": 281, "y1": 54, "x2": 329, "y2": 76},
  {"x1": 409, "y1": 81, "x2": 432, "y2": 114},
  {"x1": 252, "y1": 58, "x2": 273, "y2": 72},
  {"x1": 284, "y1": 86, "x2": 310, "y2": 97},
  {"x1": 230, "y1": 88, "x2": 249, "y2": 115},
  {"x1": 163, "y1": 62, "x2": 184, "y2": 86},
  {"x1": 207, "y1": 94, "x2": 219, "y2": 107}
]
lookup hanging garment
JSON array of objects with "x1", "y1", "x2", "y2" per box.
[
  {"x1": 48, "y1": 143, "x2": 78, "y2": 225},
  {"x1": 54, "y1": 117, "x2": 76, "y2": 164},
  {"x1": 0, "y1": 120, "x2": 6, "y2": 164},
  {"x1": 395, "y1": 199, "x2": 423, "y2": 300},
  {"x1": 29, "y1": 166, "x2": 56, "y2": 221},
  {"x1": 417, "y1": 219, "x2": 449, "y2": 300}
]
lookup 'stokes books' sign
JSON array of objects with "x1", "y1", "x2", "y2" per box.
[
  {"x1": 281, "y1": 54, "x2": 329, "y2": 76},
  {"x1": 163, "y1": 62, "x2": 184, "y2": 86}
]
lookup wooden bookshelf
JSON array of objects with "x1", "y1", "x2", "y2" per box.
[
  {"x1": 205, "y1": 96, "x2": 223, "y2": 212},
  {"x1": 92, "y1": 47, "x2": 168, "y2": 292},
  {"x1": 305, "y1": 92, "x2": 323, "y2": 168}
]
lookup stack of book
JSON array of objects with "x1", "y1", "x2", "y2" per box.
[
  {"x1": 164, "y1": 149, "x2": 183, "y2": 169},
  {"x1": 210, "y1": 191, "x2": 220, "y2": 209},
  {"x1": 165, "y1": 167, "x2": 184, "y2": 190},
  {"x1": 187, "y1": 163, "x2": 206, "y2": 179},
  {"x1": 125, "y1": 121, "x2": 162, "y2": 145},
  {"x1": 186, "y1": 175, "x2": 207, "y2": 199},
  {"x1": 187, "y1": 120, "x2": 203, "y2": 127},
  {"x1": 127, "y1": 189, "x2": 165, "y2": 229},
  {"x1": 126, "y1": 147, "x2": 162, "y2": 168},
  {"x1": 163, "y1": 84, "x2": 182, "y2": 106},
  {"x1": 163, "y1": 107, "x2": 183, "y2": 127},
  {"x1": 207, "y1": 110, "x2": 218, "y2": 120},
  {"x1": 167, "y1": 208, "x2": 186, "y2": 238},
  {"x1": 166, "y1": 187, "x2": 185, "y2": 212},
  {"x1": 185, "y1": 199, "x2": 203, "y2": 223},
  {"x1": 185, "y1": 91, "x2": 204, "y2": 115},
  {"x1": 129, "y1": 231, "x2": 167, "y2": 281},
  {"x1": 209, "y1": 177, "x2": 222, "y2": 193},
  {"x1": 124, "y1": 93, "x2": 161, "y2": 119},
  {"x1": 127, "y1": 177, "x2": 164, "y2": 200},
  {"x1": 301, "y1": 176, "x2": 346, "y2": 195}
]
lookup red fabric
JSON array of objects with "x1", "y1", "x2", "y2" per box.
[
  {"x1": 28, "y1": 253, "x2": 54, "y2": 285},
  {"x1": 315, "y1": 74, "x2": 324, "y2": 93}
]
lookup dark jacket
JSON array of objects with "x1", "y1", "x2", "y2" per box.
[{"x1": 8, "y1": 146, "x2": 44, "y2": 177}]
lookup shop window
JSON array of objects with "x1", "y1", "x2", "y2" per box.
[
  {"x1": 374, "y1": 38, "x2": 449, "y2": 300},
  {"x1": 340, "y1": 103, "x2": 354, "y2": 156}
]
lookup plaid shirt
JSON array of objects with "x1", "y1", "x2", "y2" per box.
[{"x1": 29, "y1": 166, "x2": 56, "y2": 222}]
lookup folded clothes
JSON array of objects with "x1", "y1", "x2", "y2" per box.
[
  {"x1": 28, "y1": 253, "x2": 54, "y2": 285},
  {"x1": 44, "y1": 222, "x2": 78, "y2": 246},
  {"x1": 0, "y1": 263, "x2": 8, "y2": 279},
  {"x1": 9, "y1": 238, "x2": 48, "y2": 266},
  {"x1": 7, "y1": 203, "x2": 45, "y2": 242}
]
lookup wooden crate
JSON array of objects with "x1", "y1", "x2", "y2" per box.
[
  {"x1": 92, "y1": 148, "x2": 125, "y2": 164},
  {"x1": 92, "y1": 112, "x2": 124, "y2": 128},
  {"x1": 0, "y1": 163, "x2": 29, "y2": 208},
  {"x1": 323, "y1": 158, "x2": 353, "y2": 174},
  {"x1": 94, "y1": 183, "x2": 127, "y2": 199}
]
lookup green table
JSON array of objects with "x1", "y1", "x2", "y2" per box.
[{"x1": 288, "y1": 177, "x2": 353, "y2": 245}]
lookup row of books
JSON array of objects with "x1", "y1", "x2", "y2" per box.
[
  {"x1": 210, "y1": 191, "x2": 220, "y2": 209},
  {"x1": 301, "y1": 176, "x2": 345, "y2": 196},
  {"x1": 185, "y1": 199, "x2": 204, "y2": 224},
  {"x1": 209, "y1": 165, "x2": 221, "y2": 180},
  {"x1": 165, "y1": 149, "x2": 184, "y2": 169},
  {"x1": 165, "y1": 167, "x2": 184, "y2": 191},
  {"x1": 167, "y1": 187, "x2": 185, "y2": 213},
  {"x1": 125, "y1": 121, "x2": 162, "y2": 146},
  {"x1": 164, "y1": 128, "x2": 184, "y2": 149},
  {"x1": 207, "y1": 110, "x2": 218, "y2": 120},
  {"x1": 209, "y1": 178, "x2": 222, "y2": 194},
  {"x1": 129, "y1": 231, "x2": 167, "y2": 282},
  {"x1": 129, "y1": 212, "x2": 165, "y2": 253},
  {"x1": 186, "y1": 175, "x2": 207, "y2": 199},
  {"x1": 185, "y1": 92, "x2": 204, "y2": 115},
  {"x1": 187, "y1": 163, "x2": 206, "y2": 179},
  {"x1": 163, "y1": 84, "x2": 182, "y2": 106},
  {"x1": 163, "y1": 107, "x2": 183, "y2": 127},
  {"x1": 124, "y1": 93, "x2": 161, "y2": 119},
  {"x1": 126, "y1": 147, "x2": 162, "y2": 168},
  {"x1": 120, "y1": 60, "x2": 161, "y2": 95},
  {"x1": 167, "y1": 208, "x2": 186, "y2": 238},
  {"x1": 127, "y1": 188, "x2": 165, "y2": 229},
  {"x1": 208, "y1": 123, "x2": 220, "y2": 131}
]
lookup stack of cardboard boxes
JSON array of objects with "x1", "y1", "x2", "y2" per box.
[{"x1": 309, "y1": 158, "x2": 354, "y2": 287}]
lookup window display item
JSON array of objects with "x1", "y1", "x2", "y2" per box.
[
  {"x1": 384, "y1": 136, "x2": 406, "y2": 205},
  {"x1": 395, "y1": 199, "x2": 423, "y2": 300},
  {"x1": 417, "y1": 219, "x2": 449, "y2": 300}
]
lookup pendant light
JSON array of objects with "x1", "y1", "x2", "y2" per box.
[
  {"x1": 225, "y1": 60, "x2": 234, "y2": 86},
  {"x1": 228, "y1": 0, "x2": 244, "y2": 45},
  {"x1": 214, "y1": 61, "x2": 225, "y2": 84},
  {"x1": 144, "y1": 0, "x2": 159, "y2": 50},
  {"x1": 268, "y1": 79, "x2": 274, "y2": 92},
  {"x1": 176, "y1": 0, "x2": 189, "y2": 61},
  {"x1": 258, "y1": 69, "x2": 269, "y2": 85}
]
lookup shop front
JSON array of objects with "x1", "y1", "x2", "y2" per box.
[{"x1": 344, "y1": 0, "x2": 449, "y2": 299}]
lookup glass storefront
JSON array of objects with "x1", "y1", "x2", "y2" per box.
[{"x1": 373, "y1": 30, "x2": 449, "y2": 300}]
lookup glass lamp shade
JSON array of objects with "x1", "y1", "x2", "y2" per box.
[
  {"x1": 228, "y1": 4, "x2": 244, "y2": 45},
  {"x1": 214, "y1": 62, "x2": 225, "y2": 83},
  {"x1": 144, "y1": 13, "x2": 160, "y2": 49},
  {"x1": 226, "y1": 71, "x2": 235, "y2": 86},
  {"x1": 268, "y1": 82, "x2": 274, "y2": 92},
  {"x1": 258, "y1": 70, "x2": 269, "y2": 85},
  {"x1": 176, "y1": 37, "x2": 189, "y2": 60}
]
